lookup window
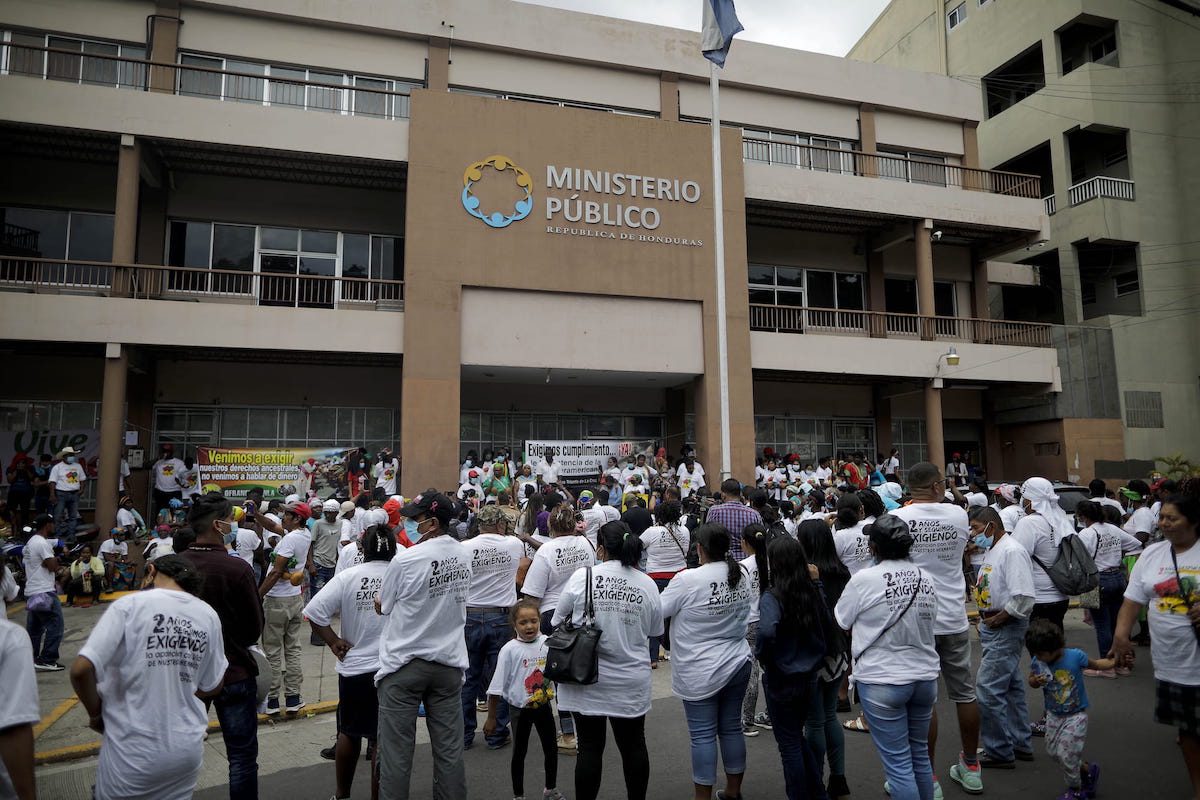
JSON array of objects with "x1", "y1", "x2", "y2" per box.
[
  {"x1": 890, "y1": 419, "x2": 927, "y2": 476},
  {"x1": 1081, "y1": 281, "x2": 1098, "y2": 305},
  {"x1": 742, "y1": 128, "x2": 856, "y2": 172},
  {"x1": 1, "y1": 31, "x2": 145, "y2": 89},
  {"x1": 947, "y1": 3, "x2": 967, "y2": 30},
  {"x1": 156, "y1": 405, "x2": 398, "y2": 454},
  {"x1": 0, "y1": 400, "x2": 103, "y2": 509},
  {"x1": 176, "y1": 52, "x2": 420, "y2": 119},
  {"x1": 449, "y1": 87, "x2": 657, "y2": 117},
  {"x1": 754, "y1": 416, "x2": 869, "y2": 465},
  {"x1": 0, "y1": 206, "x2": 113, "y2": 287},
  {"x1": 1033, "y1": 442, "x2": 1062, "y2": 457},
  {"x1": 1113, "y1": 272, "x2": 1139, "y2": 297},
  {"x1": 1124, "y1": 391, "x2": 1163, "y2": 429},
  {"x1": 1090, "y1": 32, "x2": 1117, "y2": 64}
]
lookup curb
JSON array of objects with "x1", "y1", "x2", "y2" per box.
[{"x1": 35, "y1": 699, "x2": 339, "y2": 765}]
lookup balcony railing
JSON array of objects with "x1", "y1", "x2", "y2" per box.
[
  {"x1": 0, "y1": 257, "x2": 404, "y2": 310},
  {"x1": 1067, "y1": 176, "x2": 1135, "y2": 206},
  {"x1": 749, "y1": 305, "x2": 1054, "y2": 347},
  {"x1": 0, "y1": 43, "x2": 417, "y2": 120},
  {"x1": 1044, "y1": 195, "x2": 1057, "y2": 216},
  {"x1": 743, "y1": 140, "x2": 1042, "y2": 199}
]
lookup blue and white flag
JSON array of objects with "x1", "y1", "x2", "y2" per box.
[{"x1": 701, "y1": 0, "x2": 744, "y2": 67}]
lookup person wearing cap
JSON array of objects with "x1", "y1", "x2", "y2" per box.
[
  {"x1": 151, "y1": 444, "x2": 186, "y2": 518},
  {"x1": 114, "y1": 495, "x2": 144, "y2": 536},
  {"x1": 256, "y1": 500, "x2": 315, "y2": 715},
  {"x1": 375, "y1": 491, "x2": 472, "y2": 799},
  {"x1": 461, "y1": 504, "x2": 525, "y2": 751},
  {"x1": 890, "y1": 461, "x2": 981, "y2": 795},
  {"x1": 458, "y1": 470, "x2": 483, "y2": 507},
  {"x1": 23, "y1": 513, "x2": 64, "y2": 671},
  {"x1": 48, "y1": 447, "x2": 86, "y2": 541},
  {"x1": 835, "y1": 514, "x2": 939, "y2": 800}
]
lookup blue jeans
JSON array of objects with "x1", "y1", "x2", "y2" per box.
[
  {"x1": 1091, "y1": 570, "x2": 1127, "y2": 658},
  {"x1": 764, "y1": 672, "x2": 828, "y2": 800},
  {"x1": 857, "y1": 679, "x2": 938, "y2": 800},
  {"x1": 977, "y1": 618, "x2": 1032, "y2": 761},
  {"x1": 804, "y1": 676, "x2": 846, "y2": 780},
  {"x1": 309, "y1": 565, "x2": 336, "y2": 599},
  {"x1": 463, "y1": 610, "x2": 512, "y2": 746},
  {"x1": 53, "y1": 491, "x2": 80, "y2": 540},
  {"x1": 212, "y1": 677, "x2": 260, "y2": 800},
  {"x1": 681, "y1": 661, "x2": 752, "y2": 786},
  {"x1": 26, "y1": 593, "x2": 64, "y2": 663}
]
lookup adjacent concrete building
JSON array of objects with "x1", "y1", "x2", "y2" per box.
[
  {"x1": 1, "y1": 0, "x2": 1067, "y2": 527},
  {"x1": 850, "y1": 0, "x2": 1200, "y2": 479}
]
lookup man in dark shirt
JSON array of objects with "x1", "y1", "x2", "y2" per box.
[
  {"x1": 182, "y1": 493, "x2": 265, "y2": 800},
  {"x1": 620, "y1": 495, "x2": 653, "y2": 536}
]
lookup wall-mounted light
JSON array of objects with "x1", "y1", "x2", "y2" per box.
[{"x1": 945, "y1": 346, "x2": 960, "y2": 366}]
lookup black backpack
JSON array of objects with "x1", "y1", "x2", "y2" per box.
[{"x1": 1030, "y1": 533, "x2": 1099, "y2": 596}]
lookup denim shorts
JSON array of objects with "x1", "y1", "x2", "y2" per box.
[{"x1": 935, "y1": 631, "x2": 976, "y2": 703}]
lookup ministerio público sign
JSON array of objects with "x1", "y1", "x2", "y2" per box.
[{"x1": 461, "y1": 155, "x2": 705, "y2": 248}]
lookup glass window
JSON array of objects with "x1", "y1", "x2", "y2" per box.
[
  {"x1": 167, "y1": 221, "x2": 211, "y2": 268},
  {"x1": 307, "y1": 408, "x2": 335, "y2": 439},
  {"x1": 212, "y1": 224, "x2": 254, "y2": 270},
  {"x1": 81, "y1": 40, "x2": 118, "y2": 86},
  {"x1": 2, "y1": 207, "x2": 68, "y2": 258},
  {"x1": 353, "y1": 76, "x2": 389, "y2": 118},
  {"x1": 342, "y1": 234, "x2": 369, "y2": 278},
  {"x1": 283, "y1": 409, "x2": 307, "y2": 443},
  {"x1": 67, "y1": 213, "x2": 113, "y2": 261},
  {"x1": 269, "y1": 66, "x2": 306, "y2": 108},
  {"x1": 748, "y1": 288, "x2": 774, "y2": 306},
  {"x1": 934, "y1": 281, "x2": 956, "y2": 316},
  {"x1": 306, "y1": 70, "x2": 343, "y2": 113},
  {"x1": 247, "y1": 409, "x2": 278, "y2": 440},
  {"x1": 46, "y1": 36, "x2": 82, "y2": 82},
  {"x1": 260, "y1": 227, "x2": 298, "y2": 251},
  {"x1": 777, "y1": 290, "x2": 805, "y2": 307},
  {"x1": 631, "y1": 416, "x2": 662, "y2": 438},
  {"x1": 836, "y1": 273, "x2": 865, "y2": 309},
  {"x1": 807, "y1": 271, "x2": 835, "y2": 308},
  {"x1": 301, "y1": 230, "x2": 337, "y2": 253},
  {"x1": 118, "y1": 45, "x2": 146, "y2": 90},
  {"x1": 337, "y1": 408, "x2": 356, "y2": 442},
  {"x1": 775, "y1": 267, "x2": 803, "y2": 288},
  {"x1": 371, "y1": 236, "x2": 401, "y2": 281},
  {"x1": 7, "y1": 32, "x2": 46, "y2": 77},
  {"x1": 747, "y1": 264, "x2": 774, "y2": 285},
  {"x1": 885, "y1": 278, "x2": 919, "y2": 314},
  {"x1": 221, "y1": 408, "x2": 248, "y2": 439},
  {"x1": 179, "y1": 54, "x2": 223, "y2": 98},
  {"x1": 224, "y1": 60, "x2": 265, "y2": 103}
]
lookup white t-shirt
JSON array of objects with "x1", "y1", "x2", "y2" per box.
[
  {"x1": 303, "y1": 560, "x2": 388, "y2": 677},
  {"x1": 49, "y1": 461, "x2": 86, "y2": 492},
  {"x1": 885, "y1": 457, "x2": 900, "y2": 474},
  {"x1": 515, "y1": 477, "x2": 538, "y2": 505},
  {"x1": 815, "y1": 466, "x2": 833, "y2": 483},
  {"x1": 22, "y1": 534, "x2": 56, "y2": 596},
  {"x1": 179, "y1": 467, "x2": 201, "y2": 494},
  {"x1": 144, "y1": 537, "x2": 175, "y2": 562},
  {"x1": 487, "y1": 635, "x2": 553, "y2": 709},
  {"x1": 762, "y1": 468, "x2": 787, "y2": 501},
  {"x1": 79, "y1": 590, "x2": 227, "y2": 800},
  {"x1": 997, "y1": 503, "x2": 1024, "y2": 533},
  {"x1": 1125, "y1": 540, "x2": 1200, "y2": 686},
  {"x1": 99, "y1": 539, "x2": 128, "y2": 561},
  {"x1": 536, "y1": 459, "x2": 560, "y2": 484},
  {"x1": 833, "y1": 521, "x2": 873, "y2": 576},
  {"x1": 600, "y1": 505, "x2": 620, "y2": 524},
  {"x1": 153, "y1": 458, "x2": 186, "y2": 493},
  {"x1": 552, "y1": 562, "x2": 663, "y2": 717},
  {"x1": 621, "y1": 466, "x2": 649, "y2": 491},
  {"x1": 1, "y1": 566, "x2": 17, "y2": 603},
  {"x1": 740, "y1": 555, "x2": 762, "y2": 624},
  {"x1": 676, "y1": 463, "x2": 706, "y2": 498},
  {"x1": 266, "y1": 529, "x2": 311, "y2": 599},
  {"x1": 640, "y1": 524, "x2": 691, "y2": 574},
  {"x1": 580, "y1": 506, "x2": 607, "y2": 546},
  {"x1": 521, "y1": 536, "x2": 597, "y2": 614},
  {"x1": 1011, "y1": 514, "x2": 1068, "y2": 603},
  {"x1": 376, "y1": 535, "x2": 472, "y2": 680},
  {"x1": 115, "y1": 508, "x2": 137, "y2": 529},
  {"x1": 660, "y1": 562, "x2": 753, "y2": 701},
  {"x1": 1096, "y1": 497, "x2": 1124, "y2": 514},
  {"x1": 1124, "y1": 506, "x2": 1156, "y2": 538},
  {"x1": 234, "y1": 529, "x2": 261, "y2": 566},
  {"x1": 466, "y1": 533, "x2": 525, "y2": 607},
  {"x1": 1076, "y1": 522, "x2": 1141, "y2": 569},
  {"x1": 834, "y1": 561, "x2": 939, "y2": 686},
  {"x1": 336, "y1": 541, "x2": 364, "y2": 575},
  {"x1": 975, "y1": 534, "x2": 1035, "y2": 615},
  {"x1": 0, "y1": 620, "x2": 40, "y2": 799},
  {"x1": 890, "y1": 502, "x2": 969, "y2": 635},
  {"x1": 373, "y1": 459, "x2": 399, "y2": 494}
]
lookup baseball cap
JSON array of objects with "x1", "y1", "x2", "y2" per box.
[
  {"x1": 339, "y1": 500, "x2": 356, "y2": 516},
  {"x1": 322, "y1": 498, "x2": 340, "y2": 513},
  {"x1": 400, "y1": 491, "x2": 454, "y2": 526},
  {"x1": 577, "y1": 490, "x2": 594, "y2": 507},
  {"x1": 285, "y1": 501, "x2": 312, "y2": 521},
  {"x1": 476, "y1": 504, "x2": 506, "y2": 527}
]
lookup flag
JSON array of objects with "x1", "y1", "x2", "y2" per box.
[{"x1": 701, "y1": 0, "x2": 744, "y2": 67}]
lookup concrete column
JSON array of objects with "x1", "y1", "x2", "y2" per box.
[
  {"x1": 867, "y1": 248, "x2": 886, "y2": 337},
  {"x1": 112, "y1": 136, "x2": 141, "y2": 297},
  {"x1": 972, "y1": 256, "x2": 990, "y2": 321},
  {"x1": 914, "y1": 218, "x2": 935, "y2": 340},
  {"x1": 659, "y1": 73, "x2": 679, "y2": 122},
  {"x1": 924, "y1": 382, "x2": 945, "y2": 467},
  {"x1": 962, "y1": 122, "x2": 980, "y2": 169},
  {"x1": 148, "y1": 6, "x2": 180, "y2": 94},
  {"x1": 427, "y1": 38, "x2": 450, "y2": 92},
  {"x1": 859, "y1": 103, "x2": 877, "y2": 178},
  {"x1": 96, "y1": 344, "x2": 128, "y2": 536}
]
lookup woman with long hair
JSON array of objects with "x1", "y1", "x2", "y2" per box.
[
  {"x1": 640, "y1": 500, "x2": 691, "y2": 667},
  {"x1": 757, "y1": 535, "x2": 834, "y2": 799},
  {"x1": 69, "y1": 555, "x2": 227, "y2": 800},
  {"x1": 740, "y1": 523, "x2": 779, "y2": 735},
  {"x1": 797, "y1": 519, "x2": 851, "y2": 800},
  {"x1": 661, "y1": 523, "x2": 754, "y2": 800},
  {"x1": 553, "y1": 521, "x2": 663, "y2": 800}
]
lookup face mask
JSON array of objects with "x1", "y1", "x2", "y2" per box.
[
  {"x1": 223, "y1": 530, "x2": 237, "y2": 545},
  {"x1": 465, "y1": 460, "x2": 473, "y2": 467},
  {"x1": 403, "y1": 517, "x2": 422, "y2": 543},
  {"x1": 497, "y1": 456, "x2": 506, "y2": 463},
  {"x1": 66, "y1": 456, "x2": 77, "y2": 464},
  {"x1": 973, "y1": 532, "x2": 994, "y2": 549}
]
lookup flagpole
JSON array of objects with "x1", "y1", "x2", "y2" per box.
[{"x1": 709, "y1": 59, "x2": 732, "y2": 482}]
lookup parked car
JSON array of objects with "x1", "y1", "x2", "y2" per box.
[{"x1": 987, "y1": 482, "x2": 1090, "y2": 514}]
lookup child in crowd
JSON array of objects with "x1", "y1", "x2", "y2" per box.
[
  {"x1": 484, "y1": 599, "x2": 565, "y2": 800},
  {"x1": 1026, "y1": 619, "x2": 1115, "y2": 800}
]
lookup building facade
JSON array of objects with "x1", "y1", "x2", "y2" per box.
[
  {"x1": 850, "y1": 0, "x2": 1200, "y2": 478},
  {"x1": 1, "y1": 0, "x2": 1062, "y2": 528}
]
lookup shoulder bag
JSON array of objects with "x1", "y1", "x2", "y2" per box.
[
  {"x1": 853, "y1": 569, "x2": 922, "y2": 669},
  {"x1": 544, "y1": 567, "x2": 604, "y2": 685}
]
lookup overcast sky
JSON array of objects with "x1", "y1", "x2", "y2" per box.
[{"x1": 515, "y1": 0, "x2": 891, "y2": 56}]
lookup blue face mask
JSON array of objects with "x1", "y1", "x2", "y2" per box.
[
  {"x1": 403, "y1": 517, "x2": 422, "y2": 543},
  {"x1": 65, "y1": 456, "x2": 77, "y2": 464},
  {"x1": 973, "y1": 526, "x2": 994, "y2": 549},
  {"x1": 222, "y1": 520, "x2": 239, "y2": 545}
]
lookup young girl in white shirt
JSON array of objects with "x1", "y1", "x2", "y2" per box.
[{"x1": 485, "y1": 599, "x2": 566, "y2": 800}]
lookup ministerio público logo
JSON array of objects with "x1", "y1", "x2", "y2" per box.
[{"x1": 461, "y1": 155, "x2": 533, "y2": 229}]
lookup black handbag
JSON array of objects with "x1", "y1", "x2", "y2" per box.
[{"x1": 544, "y1": 567, "x2": 603, "y2": 685}]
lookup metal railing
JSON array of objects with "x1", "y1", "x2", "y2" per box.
[
  {"x1": 748, "y1": 305, "x2": 1053, "y2": 347},
  {"x1": 0, "y1": 257, "x2": 404, "y2": 310},
  {"x1": 1044, "y1": 195, "x2": 1057, "y2": 216},
  {"x1": 1068, "y1": 176, "x2": 1135, "y2": 206},
  {"x1": 0, "y1": 43, "x2": 417, "y2": 120},
  {"x1": 743, "y1": 139, "x2": 1042, "y2": 199}
]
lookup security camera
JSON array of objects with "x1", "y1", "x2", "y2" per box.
[{"x1": 931, "y1": 230, "x2": 943, "y2": 242}]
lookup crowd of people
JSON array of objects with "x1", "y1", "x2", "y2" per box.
[{"x1": 2, "y1": 442, "x2": 1198, "y2": 800}]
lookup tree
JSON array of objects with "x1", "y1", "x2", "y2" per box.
[{"x1": 1155, "y1": 453, "x2": 1199, "y2": 480}]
